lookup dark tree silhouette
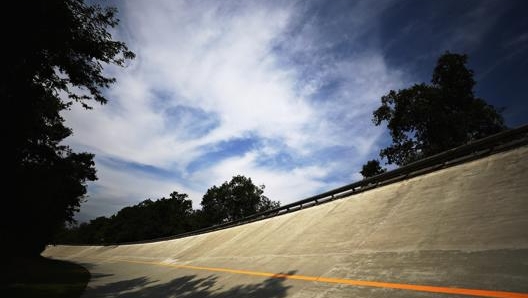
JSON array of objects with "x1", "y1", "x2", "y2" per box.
[
  {"x1": 201, "y1": 175, "x2": 280, "y2": 226},
  {"x1": 372, "y1": 52, "x2": 506, "y2": 166},
  {"x1": 360, "y1": 159, "x2": 387, "y2": 178},
  {"x1": 108, "y1": 192, "x2": 194, "y2": 243},
  {"x1": 56, "y1": 191, "x2": 195, "y2": 244},
  {"x1": 55, "y1": 177, "x2": 279, "y2": 244},
  {"x1": 4, "y1": 0, "x2": 134, "y2": 256}
]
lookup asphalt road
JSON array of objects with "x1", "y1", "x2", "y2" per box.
[{"x1": 43, "y1": 146, "x2": 528, "y2": 298}]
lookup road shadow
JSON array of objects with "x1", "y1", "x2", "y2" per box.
[
  {"x1": 3, "y1": 256, "x2": 90, "y2": 298},
  {"x1": 86, "y1": 270, "x2": 296, "y2": 298}
]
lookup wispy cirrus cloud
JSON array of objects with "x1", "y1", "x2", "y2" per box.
[{"x1": 62, "y1": 0, "x2": 409, "y2": 221}]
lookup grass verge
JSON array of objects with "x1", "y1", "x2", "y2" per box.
[{"x1": 2, "y1": 256, "x2": 90, "y2": 298}]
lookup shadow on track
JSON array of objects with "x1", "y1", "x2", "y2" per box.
[{"x1": 86, "y1": 270, "x2": 296, "y2": 298}]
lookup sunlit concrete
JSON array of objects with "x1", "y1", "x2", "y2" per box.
[{"x1": 43, "y1": 146, "x2": 528, "y2": 297}]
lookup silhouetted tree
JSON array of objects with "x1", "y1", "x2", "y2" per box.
[
  {"x1": 372, "y1": 51, "x2": 506, "y2": 166},
  {"x1": 65, "y1": 216, "x2": 114, "y2": 245},
  {"x1": 55, "y1": 191, "x2": 195, "y2": 244},
  {"x1": 360, "y1": 159, "x2": 387, "y2": 178},
  {"x1": 55, "y1": 179, "x2": 279, "y2": 244},
  {"x1": 201, "y1": 175, "x2": 280, "y2": 226},
  {"x1": 4, "y1": 0, "x2": 134, "y2": 256}
]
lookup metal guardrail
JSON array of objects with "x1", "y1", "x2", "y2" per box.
[{"x1": 107, "y1": 124, "x2": 528, "y2": 246}]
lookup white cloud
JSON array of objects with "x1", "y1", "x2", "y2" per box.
[
  {"x1": 65, "y1": 0, "x2": 313, "y2": 166},
  {"x1": 443, "y1": 0, "x2": 510, "y2": 52},
  {"x1": 315, "y1": 54, "x2": 406, "y2": 154},
  {"x1": 190, "y1": 150, "x2": 329, "y2": 205},
  {"x1": 61, "y1": 0, "x2": 407, "y2": 221}
]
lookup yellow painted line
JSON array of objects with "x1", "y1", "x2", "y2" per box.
[{"x1": 111, "y1": 258, "x2": 528, "y2": 298}]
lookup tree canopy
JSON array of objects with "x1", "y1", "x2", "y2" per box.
[
  {"x1": 360, "y1": 160, "x2": 387, "y2": 178},
  {"x1": 4, "y1": 0, "x2": 134, "y2": 256},
  {"x1": 55, "y1": 192, "x2": 195, "y2": 244},
  {"x1": 372, "y1": 52, "x2": 506, "y2": 166},
  {"x1": 201, "y1": 175, "x2": 280, "y2": 226},
  {"x1": 55, "y1": 179, "x2": 281, "y2": 245},
  {"x1": 110, "y1": 192, "x2": 194, "y2": 243}
]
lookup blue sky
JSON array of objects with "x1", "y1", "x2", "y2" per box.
[{"x1": 63, "y1": 0, "x2": 528, "y2": 222}]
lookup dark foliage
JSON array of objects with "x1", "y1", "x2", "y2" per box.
[
  {"x1": 372, "y1": 52, "x2": 506, "y2": 166},
  {"x1": 108, "y1": 192, "x2": 194, "y2": 243},
  {"x1": 4, "y1": 0, "x2": 134, "y2": 256},
  {"x1": 56, "y1": 176, "x2": 280, "y2": 245},
  {"x1": 57, "y1": 192, "x2": 194, "y2": 244},
  {"x1": 201, "y1": 175, "x2": 280, "y2": 226},
  {"x1": 360, "y1": 159, "x2": 387, "y2": 178}
]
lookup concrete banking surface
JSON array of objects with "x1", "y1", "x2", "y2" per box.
[{"x1": 43, "y1": 146, "x2": 528, "y2": 298}]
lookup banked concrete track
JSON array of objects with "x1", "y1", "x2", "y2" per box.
[{"x1": 43, "y1": 146, "x2": 528, "y2": 298}]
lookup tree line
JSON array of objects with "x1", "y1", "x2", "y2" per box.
[{"x1": 54, "y1": 175, "x2": 280, "y2": 244}]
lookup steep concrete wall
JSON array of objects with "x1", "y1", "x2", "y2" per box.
[
  {"x1": 42, "y1": 146, "x2": 528, "y2": 297},
  {"x1": 44, "y1": 146, "x2": 528, "y2": 261}
]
